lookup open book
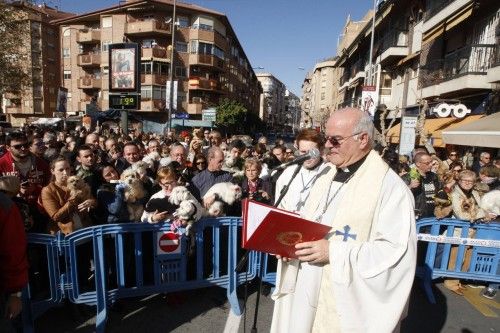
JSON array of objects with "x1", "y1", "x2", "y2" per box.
[{"x1": 242, "y1": 199, "x2": 331, "y2": 258}]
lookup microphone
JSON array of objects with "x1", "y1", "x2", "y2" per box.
[{"x1": 272, "y1": 148, "x2": 321, "y2": 171}]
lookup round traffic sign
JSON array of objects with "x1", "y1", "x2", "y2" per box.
[{"x1": 159, "y1": 232, "x2": 180, "y2": 253}]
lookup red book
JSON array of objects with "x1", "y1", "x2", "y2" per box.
[{"x1": 242, "y1": 199, "x2": 331, "y2": 258}]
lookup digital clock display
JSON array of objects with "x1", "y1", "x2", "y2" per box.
[{"x1": 109, "y1": 94, "x2": 139, "y2": 110}]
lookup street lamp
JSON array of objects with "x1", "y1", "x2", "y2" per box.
[{"x1": 167, "y1": 0, "x2": 177, "y2": 133}]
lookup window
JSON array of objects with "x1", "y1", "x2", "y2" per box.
[
  {"x1": 321, "y1": 92, "x2": 325, "y2": 100},
  {"x1": 103, "y1": 66, "x2": 109, "y2": 74},
  {"x1": 141, "y1": 62, "x2": 152, "y2": 75},
  {"x1": 214, "y1": 45, "x2": 224, "y2": 59},
  {"x1": 62, "y1": 27, "x2": 71, "y2": 37},
  {"x1": 176, "y1": 16, "x2": 189, "y2": 28},
  {"x1": 102, "y1": 16, "x2": 112, "y2": 28},
  {"x1": 175, "y1": 66, "x2": 187, "y2": 77},
  {"x1": 63, "y1": 70, "x2": 71, "y2": 80},
  {"x1": 63, "y1": 48, "x2": 70, "y2": 58},
  {"x1": 101, "y1": 41, "x2": 111, "y2": 52},
  {"x1": 176, "y1": 41, "x2": 188, "y2": 53},
  {"x1": 379, "y1": 72, "x2": 392, "y2": 96},
  {"x1": 142, "y1": 39, "x2": 156, "y2": 48}
]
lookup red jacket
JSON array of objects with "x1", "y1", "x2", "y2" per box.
[
  {"x1": 0, "y1": 192, "x2": 29, "y2": 294},
  {"x1": 0, "y1": 151, "x2": 50, "y2": 205}
]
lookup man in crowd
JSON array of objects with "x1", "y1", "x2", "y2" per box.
[
  {"x1": 116, "y1": 142, "x2": 141, "y2": 174},
  {"x1": 0, "y1": 192, "x2": 28, "y2": 331},
  {"x1": 271, "y1": 108, "x2": 416, "y2": 333},
  {"x1": 473, "y1": 151, "x2": 492, "y2": 175},
  {"x1": 75, "y1": 144, "x2": 100, "y2": 196},
  {"x1": 169, "y1": 143, "x2": 192, "y2": 184},
  {"x1": 275, "y1": 129, "x2": 329, "y2": 212},
  {"x1": 443, "y1": 149, "x2": 460, "y2": 170},
  {"x1": 29, "y1": 136, "x2": 46, "y2": 159},
  {"x1": 190, "y1": 146, "x2": 232, "y2": 202},
  {"x1": 405, "y1": 152, "x2": 442, "y2": 218},
  {"x1": 0, "y1": 132, "x2": 50, "y2": 207},
  {"x1": 222, "y1": 139, "x2": 246, "y2": 176}
]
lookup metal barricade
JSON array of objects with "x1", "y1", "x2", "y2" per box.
[
  {"x1": 416, "y1": 218, "x2": 500, "y2": 303},
  {"x1": 23, "y1": 217, "x2": 258, "y2": 333}
]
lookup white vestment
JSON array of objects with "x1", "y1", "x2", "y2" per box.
[
  {"x1": 275, "y1": 162, "x2": 330, "y2": 212},
  {"x1": 271, "y1": 151, "x2": 417, "y2": 333}
]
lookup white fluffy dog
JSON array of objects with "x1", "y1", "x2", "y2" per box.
[
  {"x1": 168, "y1": 186, "x2": 205, "y2": 235},
  {"x1": 480, "y1": 190, "x2": 500, "y2": 219},
  {"x1": 120, "y1": 168, "x2": 147, "y2": 222},
  {"x1": 203, "y1": 182, "x2": 242, "y2": 217},
  {"x1": 142, "y1": 152, "x2": 160, "y2": 170}
]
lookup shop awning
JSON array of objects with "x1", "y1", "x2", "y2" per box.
[
  {"x1": 422, "y1": 3, "x2": 473, "y2": 44},
  {"x1": 442, "y1": 112, "x2": 500, "y2": 148},
  {"x1": 386, "y1": 115, "x2": 483, "y2": 147}
]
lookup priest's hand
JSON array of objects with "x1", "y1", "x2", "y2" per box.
[{"x1": 295, "y1": 239, "x2": 329, "y2": 265}]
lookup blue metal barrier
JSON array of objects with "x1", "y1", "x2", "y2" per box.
[
  {"x1": 416, "y1": 218, "x2": 500, "y2": 303},
  {"x1": 24, "y1": 217, "x2": 258, "y2": 333}
]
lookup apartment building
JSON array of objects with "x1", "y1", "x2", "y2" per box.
[
  {"x1": 53, "y1": 0, "x2": 260, "y2": 120},
  {"x1": 256, "y1": 73, "x2": 286, "y2": 130},
  {"x1": 2, "y1": 2, "x2": 73, "y2": 127},
  {"x1": 333, "y1": 0, "x2": 499, "y2": 148},
  {"x1": 300, "y1": 59, "x2": 339, "y2": 130},
  {"x1": 284, "y1": 89, "x2": 301, "y2": 133}
]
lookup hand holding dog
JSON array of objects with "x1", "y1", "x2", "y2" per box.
[
  {"x1": 151, "y1": 210, "x2": 169, "y2": 223},
  {"x1": 78, "y1": 199, "x2": 97, "y2": 212}
]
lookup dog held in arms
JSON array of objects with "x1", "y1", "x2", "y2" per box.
[
  {"x1": 120, "y1": 168, "x2": 147, "y2": 221},
  {"x1": 203, "y1": 182, "x2": 242, "y2": 217},
  {"x1": 168, "y1": 186, "x2": 205, "y2": 235},
  {"x1": 67, "y1": 175, "x2": 93, "y2": 204}
]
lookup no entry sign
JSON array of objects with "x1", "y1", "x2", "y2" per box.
[{"x1": 157, "y1": 232, "x2": 181, "y2": 255}]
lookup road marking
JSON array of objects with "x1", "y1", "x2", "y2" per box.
[
  {"x1": 463, "y1": 287, "x2": 500, "y2": 317},
  {"x1": 223, "y1": 310, "x2": 242, "y2": 333}
]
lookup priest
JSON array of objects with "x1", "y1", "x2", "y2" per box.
[{"x1": 271, "y1": 108, "x2": 417, "y2": 333}]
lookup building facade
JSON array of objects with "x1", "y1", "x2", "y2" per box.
[
  {"x1": 256, "y1": 73, "x2": 286, "y2": 130},
  {"x1": 332, "y1": 0, "x2": 499, "y2": 148},
  {"x1": 284, "y1": 89, "x2": 301, "y2": 133},
  {"x1": 300, "y1": 59, "x2": 340, "y2": 130},
  {"x1": 2, "y1": 3, "x2": 73, "y2": 127},
  {"x1": 54, "y1": 0, "x2": 260, "y2": 120}
]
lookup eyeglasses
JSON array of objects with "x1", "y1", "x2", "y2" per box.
[
  {"x1": 11, "y1": 143, "x2": 30, "y2": 150},
  {"x1": 159, "y1": 180, "x2": 175, "y2": 187},
  {"x1": 325, "y1": 132, "x2": 361, "y2": 146}
]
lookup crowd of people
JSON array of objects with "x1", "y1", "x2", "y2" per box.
[{"x1": 0, "y1": 109, "x2": 499, "y2": 331}]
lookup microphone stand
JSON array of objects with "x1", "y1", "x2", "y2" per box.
[{"x1": 236, "y1": 163, "x2": 303, "y2": 333}]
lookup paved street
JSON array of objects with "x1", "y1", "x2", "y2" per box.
[{"x1": 35, "y1": 280, "x2": 499, "y2": 333}]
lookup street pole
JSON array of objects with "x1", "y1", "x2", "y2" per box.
[
  {"x1": 367, "y1": 0, "x2": 377, "y2": 86},
  {"x1": 167, "y1": 0, "x2": 177, "y2": 132}
]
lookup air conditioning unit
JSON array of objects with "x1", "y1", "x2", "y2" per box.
[{"x1": 192, "y1": 97, "x2": 202, "y2": 103}]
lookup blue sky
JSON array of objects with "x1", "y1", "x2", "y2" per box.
[{"x1": 57, "y1": 0, "x2": 374, "y2": 95}]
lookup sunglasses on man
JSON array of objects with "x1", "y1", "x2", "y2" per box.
[
  {"x1": 11, "y1": 143, "x2": 30, "y2": 150},
  {"x1": 325, "y1": 132, "x2": 362, "y2": 146}
]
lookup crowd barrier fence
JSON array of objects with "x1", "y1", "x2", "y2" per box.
[
  {"x1": 23, "y1": 217, "x2": 257, "y2": 333},
  {"x1": 22, "y1": 217, "x2": 500, "y2": 331},
  {"x1": 415, "y1": 218, "x2": 499, "y2": 303}
]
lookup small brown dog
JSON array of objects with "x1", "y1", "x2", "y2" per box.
[
  {"x1": 120, "y1": 168, "x2": 147, "y2": 221},
  {"x1": 67, "y1": 175, "x2": 92, "y2": 203}
]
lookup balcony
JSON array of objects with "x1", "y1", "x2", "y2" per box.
[
  {"x1": 420, "y1": 44, "x2": 495, "y2": 97},
  {"x1": 486, "y1": 44, "x2": 500, "y2": 83},
  {"x1": 189, "y1": 54, "x2": 225, "y2": 71},
  {"x1": 77, "y1": 53, "x2": 101, "y2": 67},
  {"x1": 141, "y1": 47, "x2": 170, "y2": 61},
  {"x1": 77, "y1": 29, "x2": 101, "y2": 44},
  {"x1": 188, "y1": 77, "x2": 222, "y2": 93},
  {"x1": 187, "y1": 102, "x2": 204, "y2": 115},
  {"x1": 140, "y1": 98, "x2": 164, "y2": 112},
  {"x1": 423, "y1": 0, "x2": 472, "y2": 33},
  {"x1": 78, "y1": 76, "x2": 102, "y2": 89},
  {"x1": 125, "y1": 19, "x2": 171, "y2": 36},
  {"x1": 379, "y1": 30, "x2": 409, "y2": 65},
  {"x1": 141, "y1": 74, "x2": 167, "y2": 85},
  {"x1": 189, "y1": 27, "x2": 227, "y2": 50}
]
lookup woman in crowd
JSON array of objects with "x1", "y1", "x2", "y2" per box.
[
  {"x1": 41, "y1": 156, "x2": 96, "y2": 235},
  {"x1": 238, "y1": 158, "x2": 272, "y2": 205},
  {"x1": 96, "y1": 163, "x2": 130, "y2": 224},
  {"x1": 141, "y1": 166, "x2": 181, "y2": 223},
  {"x1": 444, "y1": 170, "x2": 486, "y2": 295},
  {"x1": 191, "y1": 153, "x2": 207, "y2": 177}
]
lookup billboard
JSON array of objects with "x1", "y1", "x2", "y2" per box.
[
  {"x1": 108, "y1": 43, "x2": 140, "y2": 93},
  {"x1": 361, "y1": 85, "x2": 378, "y2": 116}
]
